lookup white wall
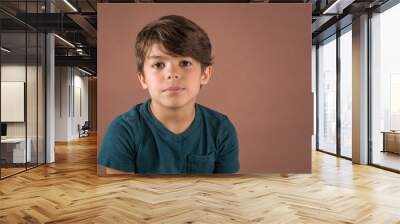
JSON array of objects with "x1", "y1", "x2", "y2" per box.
[
  {"x1": 55, "y1": 66, "x2": 69, "y2": 141},
  {"x1": 55, "y1": 67, "x2": 89, "y2": 141},
  {"x1": 72, "y1": 72, "x2": 89, "y2": 138}
]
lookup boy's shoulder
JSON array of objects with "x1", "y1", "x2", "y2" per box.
[
  {"x1": 111, "y1": 102, "x2": 145, "y2": 128},
  {"x1": 196, "y1": 103, "x2": 237, "y2": 143},
  {"x1": 196, "y1": 103, "x2": 231, "y2": 125}
]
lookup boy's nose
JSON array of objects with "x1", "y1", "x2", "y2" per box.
[
  {"x1": 167, "y1": 73, "x2": 180, "y2": 80},
  {"x1": 166, "y1": 64, "x2": 181, "y2": 80}
]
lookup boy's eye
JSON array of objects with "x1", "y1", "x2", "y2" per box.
[
  {"x1": 152, "y1": 62, "x2": 165, "y2": 69},
  {"x1": 180, "y1": 60, "x2": 192, "y2": 67}
]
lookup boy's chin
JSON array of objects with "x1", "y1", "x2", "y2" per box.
[{"x1": 158, "y1": 97, "x2": 194, "y2": 109}]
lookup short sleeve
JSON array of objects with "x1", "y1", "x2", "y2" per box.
[
  {"x1": 214, "y1": 117, "x2": 240, "y2": 173},
  {"x1": 97, "y1": 115, "x2": 136, "y2": 172}
]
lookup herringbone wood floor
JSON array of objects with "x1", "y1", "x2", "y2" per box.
[{"x1": 1, "y1": 135, "x2": 400, "y2": 223}]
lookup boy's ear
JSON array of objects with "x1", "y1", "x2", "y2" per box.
[
  {"x1": 137, "y1": 72, "x2": 148, "y2": 90},
  {"x1": 200, "y1": 66, "x2": 212, "y2": 87}
]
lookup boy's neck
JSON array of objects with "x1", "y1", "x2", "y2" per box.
[{"x1": 149, "y1": 99, "x2": 196, "y2": 134}]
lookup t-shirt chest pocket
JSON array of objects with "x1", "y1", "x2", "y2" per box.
[{"x1": 187, "y1": 152, "x2": 216, "y2": 174}]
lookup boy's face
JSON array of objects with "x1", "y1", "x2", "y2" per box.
[{"x1": 137, "y1": 43, "x2": 212, "y2": 109}]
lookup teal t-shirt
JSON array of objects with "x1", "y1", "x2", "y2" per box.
[{"x1": 97, "y1": 99, "x2": 240, "y2": 174}]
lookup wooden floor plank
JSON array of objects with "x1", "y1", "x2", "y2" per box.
[{"x1": 0, "y1": 135, "x2": 399, "y2": 223}]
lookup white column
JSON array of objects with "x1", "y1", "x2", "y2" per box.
[
  {"x1": 352, "y1": 14, "x2": 369, "y2": 164},
  {"x1": 46, "y1": 1, "x2": 55, "y2": 163}
]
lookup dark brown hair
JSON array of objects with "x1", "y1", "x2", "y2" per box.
[{"x1": 135, "y1": 15, "x2": 213, "y2": 74}]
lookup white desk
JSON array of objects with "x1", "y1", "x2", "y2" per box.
[{"x1": 1, "y1": 138, "x2": 32, "y2": 163}]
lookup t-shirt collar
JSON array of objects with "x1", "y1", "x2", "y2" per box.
[{"x1": 141, "y1": 98, "x2": 201, "y2": 141}]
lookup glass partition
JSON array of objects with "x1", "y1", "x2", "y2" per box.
[
  {"x1": 371, "y1": 3, "x2": 400, "y2": 171},
  {"x1": 0, "y1": 1, "x2": 46, "y2": 179},
  {"x1": 0, "y1": 31, "x2": 28, "y2": 177},
  {"x1": 339, "y1": 27, "x2": 352, "y2": 158},
  {"x1": 317, "y1": 35, "x2": 337, "y2": 154},
  {"x1": 27, "y1": 31, "x2": 38, "y2": 170}
]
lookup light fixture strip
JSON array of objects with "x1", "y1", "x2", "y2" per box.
[
  {"x1": 63, "y1": 0, "x2": 78, "y2": 12},
  {"x1": 322, "y1": 0, "x2": 342, "y2": 14},
  {"x1": 54, "y1": 34, "x2": 75, "y2": 48},
  {"x1": 77, "y1": 67, "x2": 93, "y2": 76},
  {"x1": 1, "y1": 47, "x2": 11, "y2": 53}
]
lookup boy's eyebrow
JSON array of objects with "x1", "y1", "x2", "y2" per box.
[
  {"x1": 147, "y1": 55, "x2": 168, "y2": 59},
  {"x1": 147, "y1": 54, "x2": 189, "y2": 60}
]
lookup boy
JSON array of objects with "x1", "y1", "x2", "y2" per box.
[{"x1": 97, "y1": 15, "x2": 240, "y2": 174}]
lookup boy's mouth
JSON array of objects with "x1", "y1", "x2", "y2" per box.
[{"x1": 163, "y1": 86, "x2": 184, "y2": 92}]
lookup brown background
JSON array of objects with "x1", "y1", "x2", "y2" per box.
[{"x1": 97, "y1": 3, "x2": 312, "y2": 174}]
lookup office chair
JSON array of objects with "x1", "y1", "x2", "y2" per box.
[{"x1": 79, "y1": 121, "x2": 90, "y2": 138}]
